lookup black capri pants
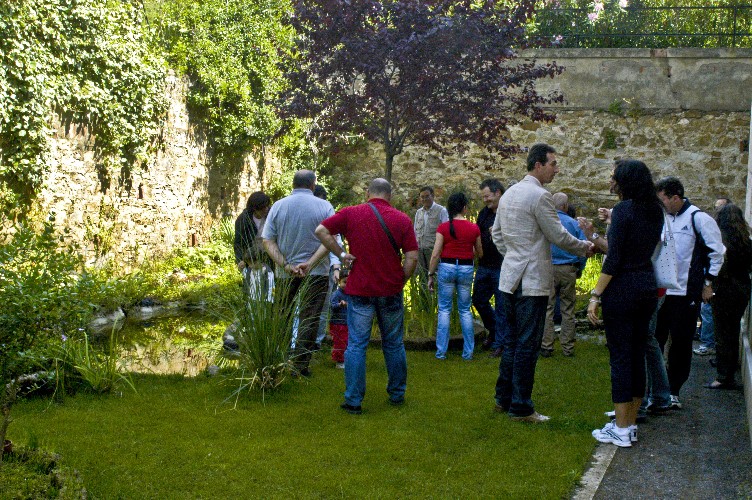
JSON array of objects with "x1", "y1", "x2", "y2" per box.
[{"x1": 602, "y1": 291, "x2": 657, "y2": 404}]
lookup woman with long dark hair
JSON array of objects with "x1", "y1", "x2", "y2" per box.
[
  {"x1": 587, "y1": 159, "x2": 664, "y2": 447},
  {"x1": 707, "y1": 203, "x2": 752, "y2": 389},
  {"x1": 427, "y1": 192, "x2": 482, "y2": 360}
]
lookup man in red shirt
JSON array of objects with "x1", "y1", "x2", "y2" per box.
[{"x1": 315, "y1": 178, "x2": 419, "y2": 414}]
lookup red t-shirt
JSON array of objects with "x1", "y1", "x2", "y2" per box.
[
  {"x1": 321, "y1": 199, "x2": 419, "y2": 297},
  {"x1": 437, "y1": 219, "x2": 480, "y2": 260}
]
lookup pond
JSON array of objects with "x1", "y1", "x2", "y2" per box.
[{"x1": 117, "y1": 314, "x2": 227, "y2": 377}]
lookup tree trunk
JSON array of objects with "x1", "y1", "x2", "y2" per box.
[
  {"x1": 0, "y1": 383, "x2": 16, "y2": 465},
  {"x1": 385, "y1": 152, "x2": 394, "y2": 183}
]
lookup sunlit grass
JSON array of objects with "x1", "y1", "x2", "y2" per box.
[{"x1": 10, "y1": 343, "x2": 611, "y2": 499}]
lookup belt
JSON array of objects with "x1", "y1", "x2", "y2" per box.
[{"x1": 440, "y1": 257, "x2": 474, "y2": 266}]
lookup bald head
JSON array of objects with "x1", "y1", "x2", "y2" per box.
[
  {"x1": 552, "y1": 192, "x2": 568, "y2": 211},
  {"x1": 367, "y1": 178, "x2": 392, "y2": 200}
]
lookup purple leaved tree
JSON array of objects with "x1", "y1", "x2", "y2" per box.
[{"x1": 280, "y1": 0, "x2": 564, "y2": 182}]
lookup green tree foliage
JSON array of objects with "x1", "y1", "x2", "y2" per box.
[
  {"x1": 0, "y1": 0, "x2": 168, "y2": 213},
  {"x1": 281, "y1": 0, "x2": 564, "y2": 183},
  {"x1": 152, "y1": 0, "x2": 296, "y2": 167},
  {"x1": 535, "y1": 0, "x2": 752, "y2": 48}
]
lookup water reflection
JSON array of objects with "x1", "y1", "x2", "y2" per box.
[{"x1": 118, "y1": 315, "x2": 228, "y2": 376}]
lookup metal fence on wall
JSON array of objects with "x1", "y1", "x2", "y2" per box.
[{"x1": 536, "y1": 5, "x2": 752, "y2": 48}]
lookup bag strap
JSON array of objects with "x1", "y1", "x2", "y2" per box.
[
  {"x1": 690, "y1": 209, "x2": 707, "y2": 245},
  {"x1": 662, "y1": 212, "x2": 672, "y2": 242},
  {"x1": 367, "y1": 202, "x2": 401, "y2": 257}
]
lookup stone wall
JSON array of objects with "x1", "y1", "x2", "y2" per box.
[
  {"x1": 341, "y1": 48, "x2": 751, "y2": 216},
  {"x1": 36, "y1": 72, "x2": 271, "y2": 266},
  {"x1": 348, "y1": 109, "x2": 749, "y2": 216},
  {"x1": 28, "y1": 49, "x2": 752, "y2": 262}
]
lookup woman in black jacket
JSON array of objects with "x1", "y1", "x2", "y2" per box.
[
  {"x1": 707, "y1": 203, "x2": 752, "y2": 389},
  {"x1": 234, "y1": 191, "x2": 272, "y2": 271},
  {"x1": 587, "y1": 159, "x2": 664, "y2": 447}
]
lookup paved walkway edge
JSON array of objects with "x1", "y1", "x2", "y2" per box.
[
  {"x1": 571, "y1": 444, "x2": 617, "y2": 500},
  {"x1": 743, "y1": 330, "x2": 752, "y2": 448}
]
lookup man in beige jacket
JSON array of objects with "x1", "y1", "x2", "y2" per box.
[{"x1": 491, "y1": 143, "x2": 594, "y2": 423}]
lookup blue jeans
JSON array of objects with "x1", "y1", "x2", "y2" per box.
[
  {"x1": 344, "y1": 293, "x2": 407, "y2": 407},
  {"x1": 472, "y1": 265, "x2": 501, "y2": 348},
  {"x1": 494, "y1": 288, "x2": 548, "y2": 417},
  {"x1": 699, "y1": 302, "x2": 715, "y2": 349},
  {"x1": 642, "y1": 296, "x2": 671, "y2": 408},
  {"x1": 436, "y1": 263, "x2": 475, "y2": 360}
]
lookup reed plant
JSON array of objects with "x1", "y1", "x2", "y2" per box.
[
  {"x1": 55, "y1": 330, "x2": 135, "y2": 395},
  {"x1": 215, "y1": 269, "x2": 307, "y2": 399},
  {"x1": 403, "y1": 275, "x2": 438, "y2": 338},
  {"x1": 576, "y1": 254, "x2": 603, "y2": 296}
]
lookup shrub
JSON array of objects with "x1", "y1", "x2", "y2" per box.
[{"x1": 0, "y1": 216, "x2": 95, "y2": 462}]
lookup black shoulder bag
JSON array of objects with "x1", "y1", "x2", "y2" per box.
[{"x1": 367, "y1": 203, "x2": 401, "y2": 258}]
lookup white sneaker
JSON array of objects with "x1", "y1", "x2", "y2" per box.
[
  {"x1": 592, "y1": 422, "x2": 632, "y2": 447},
  {"x1": 670, "y1": 395, "x2": 682, "y2": 409},
  {"x1": 335, "y1": 362, "x2": 345, "y2": 369}
]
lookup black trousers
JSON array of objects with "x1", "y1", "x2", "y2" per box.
[
  {"x1": 655, "y1": 295, "x2": 701, "y2": 396},
  {"x1": 711, "y1": 282, "x2": 750, "y2": 384},
  {"x1": 279, "y1": 275, "x2": 329, "y2": 371},
  {"x1": 602, "y1": 294, "x2": 655, "y2": 403}
]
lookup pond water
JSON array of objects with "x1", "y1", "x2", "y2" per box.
[{"x1": 117, "y1": 314, "x2": 228, "y2": 376}]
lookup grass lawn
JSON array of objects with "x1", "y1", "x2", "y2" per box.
[{"x1": 9, "y1": 340, "x2": 611, "y2": 498}]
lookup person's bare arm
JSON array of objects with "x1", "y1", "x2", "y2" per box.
[
  {"x1": 403, "y1": 250, "x2": 419, "y2": 282},
  {"x1": 315, "y1": 224, "x2": 355, "y2": 267},
  {"x1": 263, "y1": 238, "x2": 302, "y2": 276},
  {"x1": 427, "y1": 234, "x2": 444, "y2": 292}
]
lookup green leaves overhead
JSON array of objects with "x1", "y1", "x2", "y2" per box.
[
  {"x1": 0, "y1": 0, "x2": 167, "y2": 212},
  {"x1": 153, "y1": 0, "x2": 296, "y2": 164}
]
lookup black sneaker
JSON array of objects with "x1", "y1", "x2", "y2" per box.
[
  {"x1": 340, "y1": 403, "x2": 362, "y2": 415},
  {"x1": 539, "y1": 349, "x2": 553, "y2": 358},
  {"x1": 646, "y1": 402, "x2": 672, "y2": 415}
]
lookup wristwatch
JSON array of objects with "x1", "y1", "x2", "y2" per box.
[
  {"x1": 340, "y1": 251, "x2": 347, "y2": 259},
  {"x1": 704, "y1": 279, "x2": 713, "y2": 287},
  {"x1": 590, "y1": 289, "x2": 601, "y2": 297},
  {"x1": 590, "y1": 232, "x2": 600, "y2": 241}
]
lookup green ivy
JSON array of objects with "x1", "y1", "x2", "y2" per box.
[
  {"x1": 151, "y1": 0, "x2": 295, "y2": 166},
  {"x1": 0, "y1": 0, "x2": 167, "y2": 213}
]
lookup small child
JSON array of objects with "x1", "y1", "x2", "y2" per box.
[{"x1": 329, "y1": 269, "x2": 349, "y2": 369}]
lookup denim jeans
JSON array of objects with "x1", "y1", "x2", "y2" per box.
[
  {"x1": 316, "y1": 266, "x2": 338, "y2": 345},
  {"x1": 344, "y1": 293, "x2": 407, "y2": 407},
  {"x1": 436, "y1": 263, "x2": 475, "y2": 360},
  {"x1": 699, "y1": 302, "x2": 715, "y2": 349},
  {"x1": 494, "y1": 287, "x2": 548, "y2": 417},
  {"x1": 642, "y1": 296, "x2": 671, "y2": 408}
]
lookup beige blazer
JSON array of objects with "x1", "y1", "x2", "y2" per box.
[{"x1": 492, "y1": 175, "x2": 590, "y2": 296}]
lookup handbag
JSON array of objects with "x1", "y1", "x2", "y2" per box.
[{"x1": 652, "y1": 213, "x2": 680, "y2": 290}]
